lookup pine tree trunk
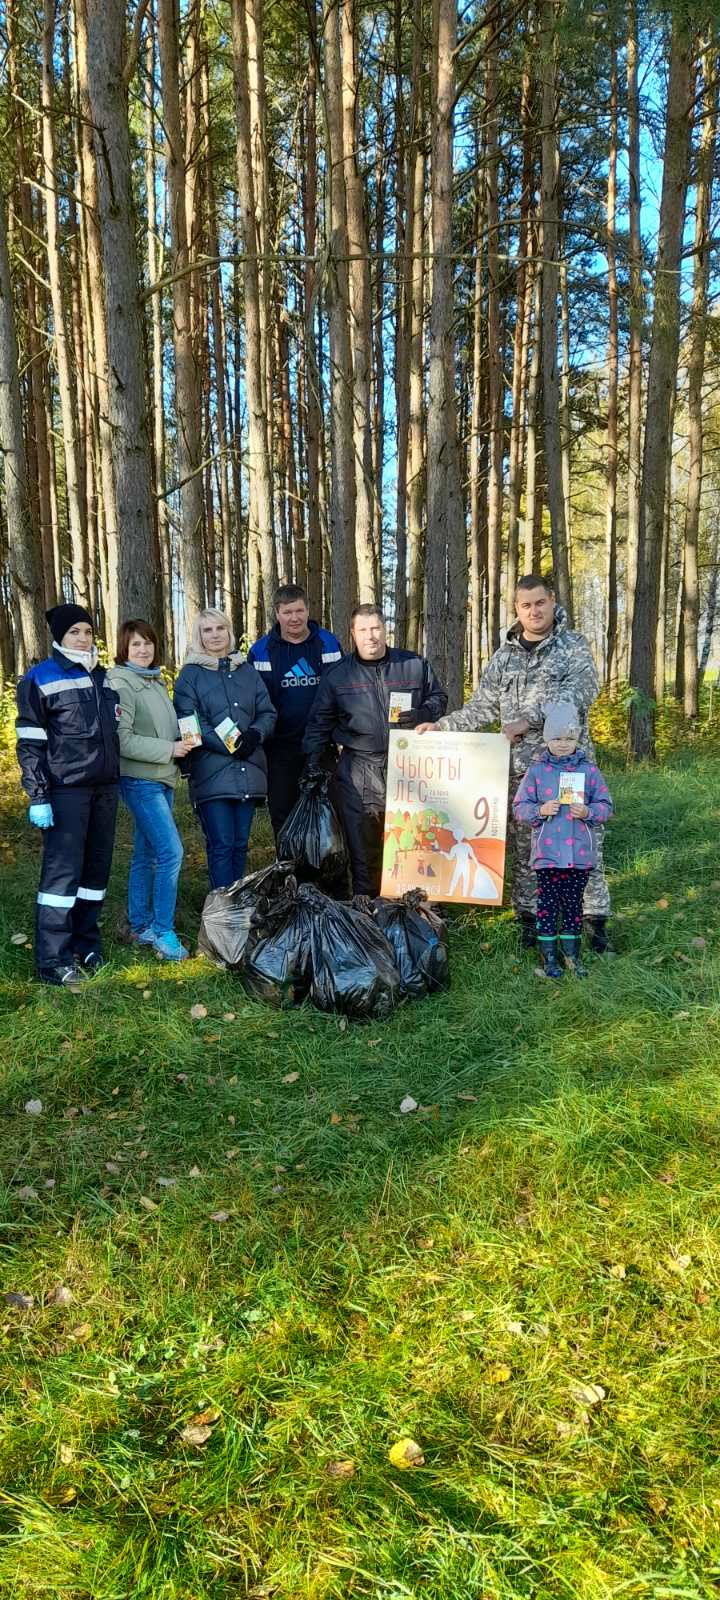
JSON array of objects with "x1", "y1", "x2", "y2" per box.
[
  {"x1": 322, "y1": 0, "x2": 357, "y2": 642},
  {"x1": 157, "y1": 0, "x2": 206, "y2": 621},
  {"x1": 605, "y1": 45, "x2": 619, "y2": 684},
  {"x1": 506, "y1": 59, "x2": 532, "y2": 608},
  {"x1": 0, "y1": 189, "x2": 46, "y2": 664},
  {"x1": 426, "y1": 0, "x2": 464, "y2": 704},
  {"x1": 231, "y1": 0, "x2": 277, "y2": 625},
  {"x1": 76, "y1": 0, "x2": 120, "y2": 644},
  {"x1": 83, "y1": 0, "x2": 158, "y2": 621},
  {"x1": 628, "y1": 15, "x2": 692, "y2": 759},
  {"x1": 524, "y1": 237, "x2": 541, "y2": 572},
  {"x1": 301, "y1": 38, "x2": 322, "y2": 621},
  {"x1": 624, "y1": 0, "x2": 643, "y2": 671},
  {"x1": 538, "y1": 0, "x2": 572, "y2": 617},
  {"x1": 341, "y1": 0, "x2": 376, "y2": 600},
  {"x1": 469, "y1": 166, "x2": 486, "y2": 685},
  {"x1": 406, "y1": 128, "x2": 426, "y2": 656},
  {"x1": 485, "y1": 23, "x2": 503, "y2": 651},
  {"x1": 42, "y1": 0, "x2": 89, "y2": 608},
  {"x1": 679, "y1": 37, "x2": 717, "y2": 719}
]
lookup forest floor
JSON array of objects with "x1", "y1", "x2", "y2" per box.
[{"x1": 1, "y1": 731, "x2": 720, "y2": 1599}]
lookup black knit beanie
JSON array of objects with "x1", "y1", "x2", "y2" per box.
[{"x1": 46, "y1": 604, "x2": 94, "y2": 644}]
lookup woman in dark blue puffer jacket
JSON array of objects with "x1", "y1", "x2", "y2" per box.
[{"x1": 174, "y1": 609, "x2": 276, "y2": 887}]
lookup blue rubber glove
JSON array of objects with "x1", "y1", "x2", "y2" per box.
[{"x1": 29, "y1": 803, "x2": 54, "y2": 829}]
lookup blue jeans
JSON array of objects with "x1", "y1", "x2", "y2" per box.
[
  {"x1": 196, "y1": 798, "x2": 256, "y2": 889},
  {"x1": 119, "y1": 778, "x2": 183, "y2": 937}
]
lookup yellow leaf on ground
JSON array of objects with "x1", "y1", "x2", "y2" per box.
[
  {"x1": 489, "y1": 1364, "x2": 512, "y2": 1384},
  {"x1": 190, "y1": 1407, "x2": 221, "y2": 1427},
  {"x1": 190, "y1": 1003, "x2": 208, "y2": 1020},
  {"x1": 69, "y1": 1322, "x2": 92, "y2": 1343},
  {"x1": 388, "y1": 1437, "x2": 424, "y2": 1469},
  {"x1": 571, "y1": 1381, "x2": 606, "y2": 1406},
  {"x1": 329, "y1": 1112, "x2": 343, "y2": 1125},
  {"x1": 608, "y1": 1263, "x2": 627, "y2": 1279}
]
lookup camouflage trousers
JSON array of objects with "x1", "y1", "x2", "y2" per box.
[{"x1": 507, "y1": 777, "x2": 611, "y2": 920}]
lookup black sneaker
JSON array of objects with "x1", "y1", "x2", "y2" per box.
[
  {"x1": 38, "y1": 964, "x2": 83, "y2": 990},
  {"x1": 78, "y1": 951, "x2": 106, "y2": 976}
]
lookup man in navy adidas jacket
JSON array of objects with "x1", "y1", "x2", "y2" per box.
[
  {"x1": 15, "y1": 604, "x2": 120, "y2": 987},
  {"x1": 247, "y1": 583, "x2": 342, "y2": 837}
]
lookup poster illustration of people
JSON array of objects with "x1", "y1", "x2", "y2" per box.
[{"x1": 380, "y1": 730, "x2": 511, "y2": 905}]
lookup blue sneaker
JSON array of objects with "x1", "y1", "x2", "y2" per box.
[{"x1": 153, "y1": 931, "x2": 189, "y2": 962}]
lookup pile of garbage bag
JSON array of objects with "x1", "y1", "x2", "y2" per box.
[
  {"x1": 199, "y1": 872, "x2": 449, "y2": 1020},
  {"x1": 276, "y1": 770, "x2": 349, "y2": 894},
  {"x1": 198, "y1": 773, "x2": 449, "y2": 1018}
]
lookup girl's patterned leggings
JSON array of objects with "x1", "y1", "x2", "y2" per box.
[{"x1": 535, "y1": 868, "x2": 591, "y2": 936}]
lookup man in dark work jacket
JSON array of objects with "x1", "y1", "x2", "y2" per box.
[{"x1": 303, "y1": 604, "x2": 447, "y2": 895}]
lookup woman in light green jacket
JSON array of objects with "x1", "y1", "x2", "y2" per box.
[{"x1": 108, "y1": 620, "x2": 194, "y2": 961}]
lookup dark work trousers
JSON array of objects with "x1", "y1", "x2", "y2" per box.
[
  {"x1": 535, "y1": 867, "x2": 591, "y2": 937},
  {"x1": 332, "y1": 750, "x2": 387, "y2": 896},
  {"x1": 35, "y1": 785, "x2": 119, "y2": 973},
  {"x1": 266, "y1": 741, "x2": 306, "y2": 839}
]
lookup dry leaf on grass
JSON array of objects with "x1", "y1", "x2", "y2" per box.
[
  {"x1": 190, "y1": 1003, "x2": 208, "y2": 1020},
  {"x1": 138, "y1": 1195, "x2": 158, "y2": 1212},
  {"x1": 223, "y1": 1012, "x2": 236, "y2": 1022},
  {"x1": 656, "y1": 897, "x2": 670, "y2": 910},
  {"x1": 105, "y1": 1162, "x2": 121, "y2": 1175},
  {"x1": 667, "y1": 1251, "x2": 691, "y2": 1273},
  {"x1": 282, "y1": 1071, "x2": 299, "y2": 1085},
  {"x1": 69, "y1": 1322, "x2": 92, "y2": 1343},
  {"x1": 179, "y1": 1423, "x2": 213, "y2": 1447},
  {"x1": 388, "y1": 1437, "x2": 424, "y2": 1469},
  {"x1": 506, "y1": 1320, "x2": 524, "y2": 1336},
  {"x1": 48, "y1": 1285, "x2": 73, "y2": 1306},
  {"x1": 691, "y1": 936, "x2": 707, "y2": 950},
  {"x1": 24, "y1": 1099, "x2": 43, "y2": 1116},
  {"x1": 59, "y1": 1444, "x2": 74, "y2": 1465},
  {"x1": 488, "y1": 1364, "x2": 512, "y2": 1384},
  {"x1": 326, "y1": 1459, "x2": 355, "y2": 1479},
  {"x1": 570, "y1": 1381, "x2": 606, "y2": 1406},
  {"x1": 142, "y1": 989, "x2": 152, "y2": 1000},
  {"x1": 10, "y1": 933, "x2": 28, "y2": 946},
  {"x1": 608, "y1": 1263, "x2": 627, "y2": 1279},
  {"x1": 399, "y1": 1096, "x2": 418, "y2": 1114},
  {"x1": 4, "y1": 1291, "x2": 33, "y2": 1309},
  {"x1": 188, "y1": 1166, "x2": 202, "y2": 1179},
  {"x1": 157, "y1": 1177, "x2": 177, "y2": 1188},
  {"x1": 329, "y1": 1112, "x2": 343, "y2": 1125},
  {"x1": 457, "y1": 1091, "x2": 477, "y2": 1102},
  {"x1": 55, "y1": 1486, "x2": 78, "y2": 1506},
  {"x1": 16, "y1": 1186, "x2": 38, "y2": 1201},
  {"x1": 209, "y1": 1210, "x2": 230, "y2": 1222},
  {"x1": 190, "y1": 1406, "x2": 221, "y2": 1427}
]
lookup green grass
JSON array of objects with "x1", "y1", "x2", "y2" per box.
[{"x1": 1, "y1": 742, "x2": 720, "y2": 1598}]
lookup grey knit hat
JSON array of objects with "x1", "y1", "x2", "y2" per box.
[{"x1": 543, "y1": 700, "x2": 580, "y2": 742}]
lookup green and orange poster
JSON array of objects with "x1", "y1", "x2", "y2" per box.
[{"x1": 380, "y1": 730, "x2": 510, "y2": 905}]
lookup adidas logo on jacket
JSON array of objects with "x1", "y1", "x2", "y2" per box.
[{"x1": 247, "y1": 619, "x2": 342, "y2": 744}]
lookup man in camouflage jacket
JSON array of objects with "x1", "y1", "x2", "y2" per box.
[{"x1": 419, "y1": 575, "x2": 610, "y2": 951}]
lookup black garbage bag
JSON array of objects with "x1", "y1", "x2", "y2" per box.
[
  {"x1": 198, "y1": 860, "x2": 297, "y2": 969},
  {"x1": 277, "y1": 771, "x2": 348, "y2": 891},
  {"x1": 303, "y1": 884, "x2": 400, "y2": 1020},
  {"x1": 371, "y1": 890, "x2": 449, "y2": 999},
  {"x1": 240, "y1": 880, "x2": 313, "y2": 1008}
]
